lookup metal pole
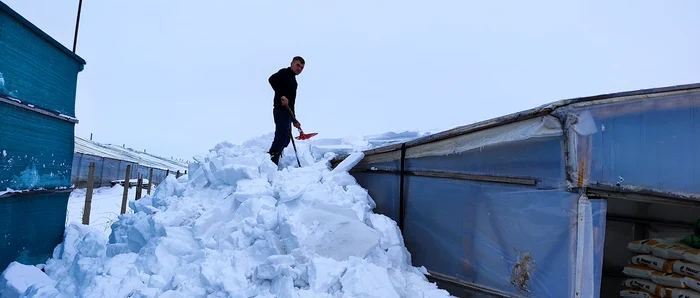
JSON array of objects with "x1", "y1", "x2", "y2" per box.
[{"x1": 72, "y1": 0, "x2": 83, "y2": 53}]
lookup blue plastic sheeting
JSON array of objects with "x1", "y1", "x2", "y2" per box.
[
  {"x1": 70, "y1": 153, "x2": 174, "y2": 188},
  {"x1": 405, "y1": 135, "x2": 565, "y2": 190},
  {"x1": 401, "y1": 176, "x2": 604, "y2": 297},
  {"x1": 0, "y1": 103, "x2": 74, "y2": 190},
  {"x1": 589, "y1": 199, "x2": 607, "y2": 298},
  {"x1": 0, "y1": 2, "x2": 85, "y2": 116},
  {"x1": 352, "y1": 172, "x2": 401, "y2": 222},
  {"x1": 0, "y1": 191, "x2": 70, "y2": 271},
  {"x1": 560, "y1": 89, "x2": 700, "y2": 194},
  {"x1": 403, "y1": 115, "x2": 565, "y2": 189}
]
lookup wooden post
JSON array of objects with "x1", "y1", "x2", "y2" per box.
[
  {"x1": 82, "y1": 162, "x2": 95, "y2": 225},
  {"x1": 120, "y1": 165, "x2": 131, "y2": 214},
  {"x1": 166, "y1": 169, "x2": 170, "y2": 177},
  {"x1": 147, "y1": 168, "x2": 153, "y2": 195},
  {"x1": 176, "y1": 170, "x2": 181, "y2": 178},
  {"x1": 135, "y1": 174, "x2": 143, "y2": 200}
]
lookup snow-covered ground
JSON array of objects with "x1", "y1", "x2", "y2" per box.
[
  {"x1": 1, "y1": 131, "x2": 452, "y2": 298},
  {"x1": 66, "y1": 185, "x2": 142, "y2": 236}
]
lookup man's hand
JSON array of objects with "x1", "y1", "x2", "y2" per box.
[
  {"x1": 293, "y1": 121, "x2": 301, "y2": 129},
  {"x1": 281, "y1": 96, "x2": 289, "y2": 106}
]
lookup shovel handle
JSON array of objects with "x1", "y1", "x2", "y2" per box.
[{"x1": 284, "y1": 105, "x2": 299, "y2": 123}]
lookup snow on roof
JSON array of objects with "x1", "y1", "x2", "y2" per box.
[{"x1": 74, "y1": 136, "x2": 188, "y2": 172}]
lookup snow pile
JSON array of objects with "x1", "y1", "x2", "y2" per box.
[
  {"x1": 291, "y1": 130, "x2": 433, "y2": 160},
  {"x1": 1, "y1": 134, "x2": 452, "y2": 297}
]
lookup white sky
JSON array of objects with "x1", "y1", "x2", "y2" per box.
[{"x1": 4, "y1": 0, "x2": 699, "y2": 161}]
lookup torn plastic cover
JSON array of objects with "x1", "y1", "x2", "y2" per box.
[
  {"x1": 558, "y1": 89, "x2": 700, "y2": 193},
  {"x1": 402, "y1": 115, "x2": 566, "y2": 189},
  {"x1": 404, "y1": 115, "x2": 563, "y2": 159}
]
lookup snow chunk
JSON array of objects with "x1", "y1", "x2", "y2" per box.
[
  {"x1": 0, "y1": 262, "x2": 54, "y2": 298},
  {"x1": 296, "y1": 203, "x2": 380, "y2": 261}
]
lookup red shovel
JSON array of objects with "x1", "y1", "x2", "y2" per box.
[
  {"x1": 285, "y1": 105, "x2": 318, "y2": 140},
  {"x1": 296, "y1": 129, "x2": 317, "y2": 140}
]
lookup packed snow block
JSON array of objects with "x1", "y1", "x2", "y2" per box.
[
  {"x1": 329, "y1": 152, "x2": 364, "y2": 174},
  {"x1": 307, "y1": 256, "x2": 346, "y2": 292},
  {"x1": 212, "y1": 164, "x2": 258, "y2": 186},
  {"x1": 0, "y1": 192, "x2": 70, "y2": 271},
  {"x1": 273, "y1": 168, "x2": 322, "y2": 202},
  {"x1": 340, "y1": 259, "x2": 400, "y2": 298},
  {"x1": 234, "y1": 178, "x2": 275, "y2": 201},
  {"x1": 0, "y1": 261, "x2": 54, "y2": 298},
  {"x1": 0, "y1": 104, "x2": 75, "y2": 191},
  {"x1": 0, "y1": 2, "x2": 86, "y2": 115},
  {"x1": 296, "y1": 203, "x2": 380, "y2": 261}
]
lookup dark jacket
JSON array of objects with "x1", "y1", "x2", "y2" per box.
[{"x1": 268, "y1": 67, "x2": 298, "y2": 114}]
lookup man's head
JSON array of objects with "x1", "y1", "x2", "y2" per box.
[{"x1": 290, "y1": 56, "x2": 305, "y2": 75}]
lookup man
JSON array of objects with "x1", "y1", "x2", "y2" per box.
[{"x1": 267, "y1": 56, "x2": 305, "y2": 165}]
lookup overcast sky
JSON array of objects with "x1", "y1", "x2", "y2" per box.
[{"x1": 4, "y1": 0, "x2": 699, "y2": 160}]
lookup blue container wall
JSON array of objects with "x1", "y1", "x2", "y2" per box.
[
  {"x1": 564, "y1": 90, "x2": 700, "y2": 194},
  {"x1": 0, "y1": 191, "x2": 70, "y2": 270},
  {"x1": 0, "y1": 4, "x2": 85, "y2": 116},
  {"x1": 0, "y1": 103, "x2": 75, "y2": 190}
]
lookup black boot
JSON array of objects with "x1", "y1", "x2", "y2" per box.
[{"x1": 270, "y1": 152, "x2": 281, "y2": 165}]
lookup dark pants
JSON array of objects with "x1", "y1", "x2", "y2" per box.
[{"x1": 268, "y1": 108, "x2": 292, "y2": 154}]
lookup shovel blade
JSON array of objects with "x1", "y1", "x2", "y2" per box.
[{"x1": 296, "y1": 132, "x2": 318, "y2": 140}]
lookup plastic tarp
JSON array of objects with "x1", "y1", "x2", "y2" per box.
[
  {"x1": 74, "y1": 136, "x2": 188, "y2": 173},
  {"x1": 0, "y1": 191, "x2": 70, "y2": 271},
  {"x1": 0, "y1": 103, "x2": 74, "y2": 191},
  {"x1": 70, "y1": 153, "x2": 177, "y2": 188},
  {"x1": 404, "y1": 115, "x2": 565, "y2": 189},
  {"x1": 397, "y1": 175, "x2": 606, "y2": 297},
  {"x1": 352, "y1": 172, "x2": 401, "y2": 222},
  {"x1": 345, "y1": 114, "x2": 609, "y2": 296},
  {"x1": 558, "y1": 88, "x2": 700, "y2": 194},
  {"x1": 0, "y1": 3, "x2": 84, "y2": 116}
]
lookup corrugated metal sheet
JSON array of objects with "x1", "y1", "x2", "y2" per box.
[
  {"x1": 0, "y1": 102, "x2": 74, "y2": 191},
  {"x1": 0, "y1": 1, "x2": 85, "y2": 272},
  {"x1": 0, "y1": 191, "x2": 70, "y2": 271},
  {"x1": 0, "y1": 1, "x2": 86, "y2": 116}
]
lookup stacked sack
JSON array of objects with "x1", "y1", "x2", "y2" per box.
[{"x1": 620, "y1": 238, "x2": 700, "y2": 298}]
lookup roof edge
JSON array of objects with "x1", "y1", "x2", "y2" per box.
[
  {"x1": 0, "y1": 1, "x2": 87, "y2": 66},
  {"x1": 331, "y1": 82, "x2": 700, "y2": 165}
]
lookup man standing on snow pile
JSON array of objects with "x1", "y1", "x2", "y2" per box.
[{"x1": 267, "y1": 56, "x2": 305, "y2": 166}]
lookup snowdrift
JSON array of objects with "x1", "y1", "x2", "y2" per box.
[{"x1": 1, "y1": 133, "x2": 452, "y2": 298}]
